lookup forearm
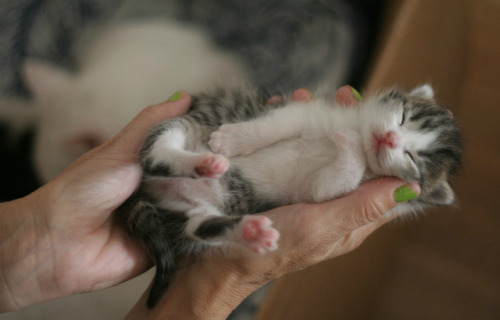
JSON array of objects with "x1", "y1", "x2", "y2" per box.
[
  {"x1": 126, "y1": 254, "x2": 261, "y2": 320},
  {"x1": 0, "y1": 190, "x2": 60, "y2": 312}
]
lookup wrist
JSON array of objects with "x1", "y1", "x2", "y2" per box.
[
  {"x1": 0, "y1": 188, "x2": 61, "y2": 311},
  {"x1": 126, "y1": 251, "x2": 262, "y2": 320}
]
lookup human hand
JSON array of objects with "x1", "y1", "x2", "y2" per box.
[
  {"x1": 267, "y1": 85, "x2": 363, "y2": 105},
  {"x1": 0, "y1": 91, "x2": 190, "y2": 311},
  {"x1": 126, "y1": 178, "x2": 420, "y2": 320}
]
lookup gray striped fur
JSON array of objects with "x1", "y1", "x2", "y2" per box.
[{"x1": 379, "y1": 88, "x2": 463, "y2": 205}]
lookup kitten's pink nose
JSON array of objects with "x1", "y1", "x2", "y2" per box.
[{"x1": 376, "y1": 131, "x2": 399, "y2": 149}]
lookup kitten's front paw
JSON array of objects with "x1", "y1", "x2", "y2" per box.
[
  {"x1": 194, "y1": 153, "x2": 229, "y2": 178},
  {"x1": 237, "y1": 216, "x2": 280, "y2": 254},
  {"x1": 209, "y1": 124, "x2": 256, "y2": 158},
  {"x1": 209, "y1": 124, "x2": 239, "y2": 157}
]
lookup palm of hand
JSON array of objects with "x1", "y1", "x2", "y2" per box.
[
  {"x1": 39, "y1": 144, "x2": 149, "y2": 294},
  {"x1": 33, "y1": 96, "x2": 191, "y2": 295}
]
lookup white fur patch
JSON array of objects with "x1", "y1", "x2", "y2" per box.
[{"x1": 149, "y1": 128, "x2": 186, "y2": 167}]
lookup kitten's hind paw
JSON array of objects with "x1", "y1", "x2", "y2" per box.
[
  {"x1": 194, "y1": 153, "x2": 229, "y2": 178},
  {"x1": 209, "y1": 124, "x2": 255, "y2": 157},
  {"x1": 237, "y1": 216, "x2": 280, "y2": 254}
]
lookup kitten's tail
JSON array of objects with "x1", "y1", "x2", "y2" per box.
[
  {"x1": 116, "y1": 194, "x2": 181, "y2": 308},
  {"x1": 147, "y1": 238, "x2": 176, "y2": 308}
]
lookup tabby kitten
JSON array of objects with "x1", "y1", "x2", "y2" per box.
[{"x1": 118, "y1": 84, "x2": 463, "y2": 308}]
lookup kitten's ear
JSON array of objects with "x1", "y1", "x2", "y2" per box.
[
  {"x1": 24, "y1": 60, "x2": 73, "y2": 100},
  {"x1": 410, "y1": 84, "x2": 434, "y2": 99},
  {"x1": 422, "y1": 180, "x2": 455, "y2": 205}
]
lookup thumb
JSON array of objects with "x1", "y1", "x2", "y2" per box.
[{"x1": 322, "y1": 178, "x2": 421, "y2": 231}]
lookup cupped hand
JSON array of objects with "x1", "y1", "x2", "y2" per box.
[
  {"x1": 128, "y1": 177, "x2": 419, "y2": 320},
  {"x1": 222, "y1": 179, "x2": 419, "y2": 283},
  {"x1": 0, "y1": 92, "x2": 190, "y2": 311},
  {"x1": 42, "y1": 92, "x2": 191, "y2": 293}
]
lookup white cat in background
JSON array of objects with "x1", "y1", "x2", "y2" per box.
[{"x1": 24, "y1": 21, "x2": 247, "y2": 181}]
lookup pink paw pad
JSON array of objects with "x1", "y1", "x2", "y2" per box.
[
  {"x1": 194, "y1": 154, "x2": 229, "y2": 178},
  {"x1": 240, "y1": 216, "x2": 279, "y2": 253}
]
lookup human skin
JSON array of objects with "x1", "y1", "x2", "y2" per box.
[
  {"x1": 125, "y1": 178, "x2": 414, "y2": 320},
  {"x1": 0, "y1": 92, "x2": 191, "y2": 312},
  {"x1": 0, "y1": 87, "x2": 419, "y2": 319}
]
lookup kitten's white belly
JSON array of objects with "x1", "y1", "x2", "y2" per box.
[
  {"x1": 232, "y1": 138, "x2": 338, "y2": 204},
  {"x1": 147, "y1": 138, "x2": 331, "y2": 211}
]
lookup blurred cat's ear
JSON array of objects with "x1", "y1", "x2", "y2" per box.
[
  {"x1": 24, "y1": 60, "x2": 73, "y2": 99},
  {"x1": 410, "y1": 84, "x2": 434, "y2": 99},
  {"x1": 422, "y1": 180, "x2": 455, "y2": 205}
]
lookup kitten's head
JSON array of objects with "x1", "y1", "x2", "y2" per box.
[{"x1": 360, "y1": 85, "x2": 463, "y2": 206}]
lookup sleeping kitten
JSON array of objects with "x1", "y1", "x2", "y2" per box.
[{"x1": 118, "y1": 84, "x2": 463, "y2": 308}]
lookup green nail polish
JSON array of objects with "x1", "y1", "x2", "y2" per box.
[
  {"x1": 351, "y1": 86, "x2": 363, "y2": 101},
  {"x1": 167, "y1": 91, "x2": 183, "y2": 102},
  {"x1": 306, "y1": 88, "x2": 315, "y2": 99},
  {"x1": 394, "y1": 185, "x2": 419, "y2": 203}
]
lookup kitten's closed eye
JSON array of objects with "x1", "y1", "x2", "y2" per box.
[
  {"x1": 400, "y1": 111, "x2": 406, "y2": 126},
  {"x1": 405, "y1": 151, "x2": 415, "y2": 164}
]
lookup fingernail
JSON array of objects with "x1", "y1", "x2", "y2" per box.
[
  {"x1": 350, "y1": 86, "x2": 363, "y2": 101},
  {"x1": 394, "y1": 185, "x2": 420, "y2": 202},
  {"x1": 167, "y1": 91, "x2": 183, "y2": 102}
]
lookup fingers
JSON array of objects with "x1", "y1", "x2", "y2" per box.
[
  {"x1": 292, "y1": 88, "x2": 314, "y2": 102},
  {"x1": 224, "y1": 179, "x2": 420, "y2": 277},
  {"x1": 317, "y1": 178, "x2": 420, "y2": 231},
  {"x1": 267, "y1": 86, "x2": 362, "y2": 106},
  {"x1": 267, "y1": 88, "x2": 314, "y2": 105},
  {"x1": 110, "y1": 91, "x2": 191, "y2": 154},
  {"x1": 273, "y1": 179, "x2": 420, "y2": 264},
  {"x1": 335, "y1": 85, "x2": 362, "y2": 106}
]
